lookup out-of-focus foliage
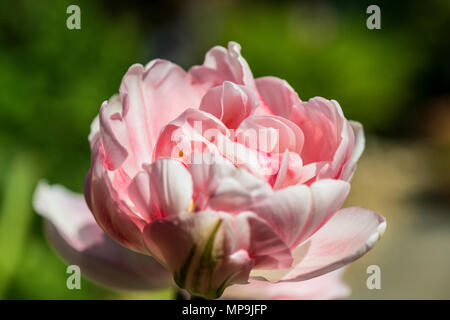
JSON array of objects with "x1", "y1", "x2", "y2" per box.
[
  {"x1": 0, "y1": 0, "x2": 141, "y2": 190},
  {"x1": 0, "y1": 154, "x2": 38, "y2": 297},
  {"x1": 0, "y1": 0, "x2": 145, "y2": 299},
  {"x1": 0, "y1": 0, "x2": 448, "y2": 299}
]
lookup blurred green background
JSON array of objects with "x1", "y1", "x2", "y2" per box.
[{"x1": 0, "y1": 0, "x2": 449, "y2": 299}]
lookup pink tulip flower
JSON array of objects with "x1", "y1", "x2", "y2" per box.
[{"x1": 42, "y1": 42, "x2": 386, "y2": 299}]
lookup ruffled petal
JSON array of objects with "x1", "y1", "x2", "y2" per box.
[
  {"x1": 189, "y1": 41, "x2": 255, "y2": 89},
  {"x1": 99, "y1": 98, "x2": 129, "y2": 171}
]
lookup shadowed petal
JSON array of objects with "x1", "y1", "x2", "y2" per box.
[{"x1": 33, "y1": 182, "x2": 172, "y2": 291}]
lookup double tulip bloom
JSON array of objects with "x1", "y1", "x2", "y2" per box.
[{"x1": 35, "y1": 42, "x2": 385, "y2": 299}]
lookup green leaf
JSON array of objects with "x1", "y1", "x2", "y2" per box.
[{"x1": 0, "y1": 153, "x2": 39, "y2": 297}]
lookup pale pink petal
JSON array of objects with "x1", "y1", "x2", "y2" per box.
[
  {"x1": 255, "y1": 76, "x2": 300, "y2": 118},
  {"x1": 251, "y1": 207, "x2": 386, "y2": 282},
  {"x1": 187, "y1": 153, "x2": 235, "y2": 208},
  {"x1": 96, "y1": 95, "x2": 140, "y2": 177},
  {"x1": 207, "y1": 168, "x2": 272, "y2": 213},
  {"x1": 34, "y1": 181, "x2": 99, "y2": 251},
  {"x1": 223, "y1": 267, "x2": 350, "y2": 300},
  {"x1": 88, "y1": 115, "x2": 100, "y2": 150},
  {"x1": 221, "y1": 211, "x2": 293, "y2": 270},
  {"x1": 189, "y1": 42, "x2": 255, "y2": 89},
  {"x1": 118, "y1": 64, "x2": 154, "y2": 166},
  {"x1": 247, "y1": 185, "x2": 311, "y2": 248},
  {"x1": 290, "y1": 97, "x2": 344, "y2": 165},
  {"x1": 33, "y1": 182, "x2": 171, "y2": 291},
  {"x1": 299, "y1": 179, "x2": 350, "y2": 242},
  {"x1": 99, "y1": 99, "x2": 129, "y2": 171},
  {"x1": 252, "y1": 179, "x2": 350, "y2": 252},
  {"x1": 126, "y1": 171, "x2": 152, "y2": 222},
  {"x1": 199, "y1": 81, "x2": 259, "y2": 129},
  {"x1": 296, "y1": 162, "x2": 321, "y2": 185},
  {"x1": 84, "y1": 146, "x2": 147, "y2": 253},
  {"x1": 119, "y1": 61, "x2": 207, "y2": 158},
  {"x1": 248, "y1": 179, "x2": 349, "y2": 249},
  {"x1": 128, "y1": 159, "x2": 193, "y2": 220},
  {"x1": 283, "y1": 207, "x2": 386, "y2": 282},
  {"x1": 317, "y1": 103, "x2": 356, "y2": 180},
  {"x1": 340, "y1": 121, "x2": 365, "y2": 181}
]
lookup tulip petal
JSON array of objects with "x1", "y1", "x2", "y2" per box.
[
  {"x1": 152, "y1": 108, "x2": 228, "y2": 163},
  {"x1": 188, "y1": 153, "x2": 272, "y2": 212},
  {"x1": 248, "y1": 179, "x2": 349, "y2": 249},
  {"x1": 207, "y1": 168, "x2": 272, "y2": 213},
  {"x1": 236, "y1": 115, "x2": 304, "y2": 155},
  {"x1": 88, "y1": 115, "x2": 100, "y2": 150},
  {"x1": 340, "y1": 121, "x2": 365, "y2": 181},
  {"x1": 33, "y1": 182, "x2": 172, "y2": 291},
  {"x1": 251, "y1": 207, "x2": 385, "y2": 282},
  {"x1": 189, "y1": 42, "x2": 255, "y2": 89},
  {"x1": 85, "y1": 147, "x2": 148, "y2": 253},
  {"x1": 199, "y1": 81, "x2": 259, "y2": 129},
  {"x1": 300, "y1": 179, "x2": 350, "y2": 242},
  {"x1": 317, "y1": 103, "x2": 356, "y2": 180},
  {"x1": 255, "y1": 76, "x2": 300, "y2": 118},
  {"x1": 148, "y1": 160, "x2": 193, "y2": 216},
  {"x1": 283, "y1": 207, "x2": 386, "y2": 281},
  {"x1": 119, "y1": 61, "x2": 207, "y2": 159},
  {"x1": 247, "y1": 184, "x2": 311, "y2": 248},
  {"x1": 290, "y1": 97, "x2": 344, "y2": 165},
  {"x1": 222, "y1": 267, "x2": 350, "y2": 300},
  {"x1": 128, "y1": 159, "x2": 193, "y2": 221},
  {"x1": 34, "y1": 181, "x2": 99, "y2": 251},
  {"x1": 238, "y1": 212, "x2": 293, "y2": 269},
  {"x1": 188, "y1": 153, "x2": 236, "y2": 198},
  {"x1": 99, "y1": 98, "x2": 129, "y2": 171},
  {"x1": 272, "y1": 150, "x2": 303, "y2": 189}
]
